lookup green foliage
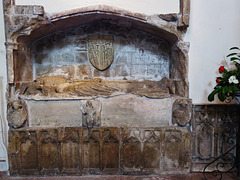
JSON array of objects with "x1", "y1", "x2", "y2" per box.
[{"x1": 208, "y1": 47, "x2": 240, "y2": 102}]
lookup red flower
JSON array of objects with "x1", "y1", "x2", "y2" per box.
[
  {"x1": 219, "y1": 66, "x2": 224, "y2": 73},
  {"x1": 216, "y1": 79, "x2": 220, "y2": 83}
]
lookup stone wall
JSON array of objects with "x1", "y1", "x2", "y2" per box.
[{"x1": 32, "y1": 21, "x2": 170, "y2": 81}]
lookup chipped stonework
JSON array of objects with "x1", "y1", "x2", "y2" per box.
[
  {"x1": 191, "y1": 105, "x2": 240, "y2": 172},
  {"x1": 4, "y1": 2, "x2": 192, "y2": 176},
  {"x1": 172, "y1": 98, "x2": 192, "y2": 126},
  {"x1": 170, "y1": 41, "x2": 190, "y2": 82},
  {"x1": 178, "y1": 0, "x2": 191, "y2": 29},
  {"x1": 8, "y1": 127, "x2": 191, "y2": 175},
  {"x1": 81, "y1": 100, "x2": 101, "y2": 128},
  {"x1": 7, "y1": 101, "x2": 28, "y2": 128}
]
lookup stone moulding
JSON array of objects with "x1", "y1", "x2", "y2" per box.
[{"x1": 48, "y1": 5, "x2": 182, "y2": 43}]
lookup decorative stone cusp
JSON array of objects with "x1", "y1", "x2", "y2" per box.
[{"x1": 88, "y1": 36, "x2": 114, "y2": 71}]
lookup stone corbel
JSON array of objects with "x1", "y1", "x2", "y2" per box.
[{"x1": 178, "y1": 0, "x2": 190, "y2": 29}]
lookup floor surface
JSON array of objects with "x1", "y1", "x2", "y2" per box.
[{"x1": 0, "y1": 173, "x2": 239, "y2": 180}]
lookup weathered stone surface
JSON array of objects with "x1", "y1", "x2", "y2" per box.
[
  {"x1": 191, "y1": 105, "x2": 240, "y2": 172},
  {"x1": 28, "y1": 101, "x2": 83, "y2": 127},
  {"x1": 4, "y1": 2, "x2": 192, "y2": 177},
  {"x1": 88, "y1": 36, "x2": 114, "y2": 71},
  {"x1": 33, "y1": 6, "x2": 44, "y2": 15},
  {"x1": 100, "y1": 94, "x2": 172, "y2": 127},
  {"x1": 49, "y1": 5, "x2": 181, "y2": 44},
  {"x1": 8, "y1": 130, "x2": 39, "y2": 175},
  {"x1": 31, "y1": 25, "x2": 170, "y2": 81},
  {"x1": 172, "y1": 98, "x2": 192, "y2": 126},
  {"x1": 120, "y1": 127, "x2": 192, "y2": 174},
  {"x1": 61, "y1": 127, "x2": 81, "y2": 174},
  {"x1": 5, "y1": 42, "x2": 18, "y2": 83},
  {"x1": 8, "y1": 127, "x2": 191, "y2": 175},
  {"x1": 81, "y1": 100, "x2": 101, "y2": 128},
  {"x1": 39, "y1": 129, "x2": 60, "y2": 175},
  {"x1": 20, "y1": 77, "x2": 170, "y2": 99},
  {"x1": 169, "y1": 80, "x2": 188, "y2": 97},
  {"x1": 158, "y1": 14, "x2": 178, "y2": 22},
  {"x1": 178, "y1": 0, "x2": 191, "y2": 29},
  {"x1": 170, "y1": 41, "x2": 189, "y2": 83},
  {"x1": 7, "y1": 101, "x2": 28, "y2": 128}
]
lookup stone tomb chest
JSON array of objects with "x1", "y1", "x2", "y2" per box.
[{"x1": 5, "y1": 4, "x2": 192, "y2": 175}]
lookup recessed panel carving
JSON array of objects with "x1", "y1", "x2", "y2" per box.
[
  {"x1": 143, "y1": 134, "x2": 161, "y2": 169},
  {"x1": 82, "y1": 129, "x2": 100, "y2": 174},
  {"x1": 192, "y1": 105, "x2": 239, "y2": 172},
  {"x1": 39, "y1": 129, "x2": 59, "y2": 175},
  {"x1": 8, "y1": 127, "x2": 192, "y2": 175},
  {"x1": 163, "y1": 130, "x2": 182, "y2": 170},
  {"x1": 102, "y1": 128, "x2": 120, "y2": 173},
  {"x1": 121, "y1": 136, "x2": 142, "y2": 170},
  {"x1": 61, "y1": 128, "x2": 81, "y2": 174},
  {"x1": 8, "y1": 131, "x2": 19, "y2": 175},
  {"x1": 19, "y1": 131, "x2": 38, "y2": 174}
]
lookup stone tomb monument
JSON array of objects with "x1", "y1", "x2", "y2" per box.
[{"x1": 4, "y1": 1, "x2": 192, "y2": 175}]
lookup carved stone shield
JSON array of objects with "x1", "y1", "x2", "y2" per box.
[{"x1": 88, "y1": 36, "x2": 114, "y2": 71}]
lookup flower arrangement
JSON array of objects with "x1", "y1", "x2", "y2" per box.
[{"x1": 208, "y1": 47, "x2": 240, "y2": 102}]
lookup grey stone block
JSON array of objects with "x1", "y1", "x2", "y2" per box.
[
  {"x1": 28, "y1": 101, "x2": 83, "y2": 127},
  {"x1": 100, "y1": 94, "x2": 172, "y2": 127}
]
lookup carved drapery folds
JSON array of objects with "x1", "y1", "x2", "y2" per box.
[{"x1": 4, "y1": 3, "x2": 190, "y2": 96}]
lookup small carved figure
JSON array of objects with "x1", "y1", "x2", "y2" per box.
[
  {"x1": 81, "y1": 100, "x2": 101, "y2": 128},
  {"x1": 172, "y1": 99, "x2": 192, "y2": 126}
]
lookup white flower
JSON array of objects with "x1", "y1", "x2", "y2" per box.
[
  {"x1": 233, "y1": 79, "x2": 239, "y2": 84},
  {"x1": 228, "y1": 75, "x2": 239, "y2": 84}
]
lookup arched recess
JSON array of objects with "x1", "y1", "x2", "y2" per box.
[{"x1": 5, "y1": 5, "x2": 189, "y2": 97}]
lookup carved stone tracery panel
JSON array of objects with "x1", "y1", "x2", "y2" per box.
[
  {"x1": 8, "y1": 127, "x2": 191, "y2": 175},
  {"x1": 192, "y1": 105, "x2": 240, "y2": 172}
]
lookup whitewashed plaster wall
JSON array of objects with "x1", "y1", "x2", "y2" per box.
[
  {"x1": 15, "y1": 0, "x2": 179, "y2": 15},
  {"x1": 185, "y1": 0, "x2": 240, "y2": 104},
  {"x1": 0, "y1": 0, "x2": 8, "y2": 171}
]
